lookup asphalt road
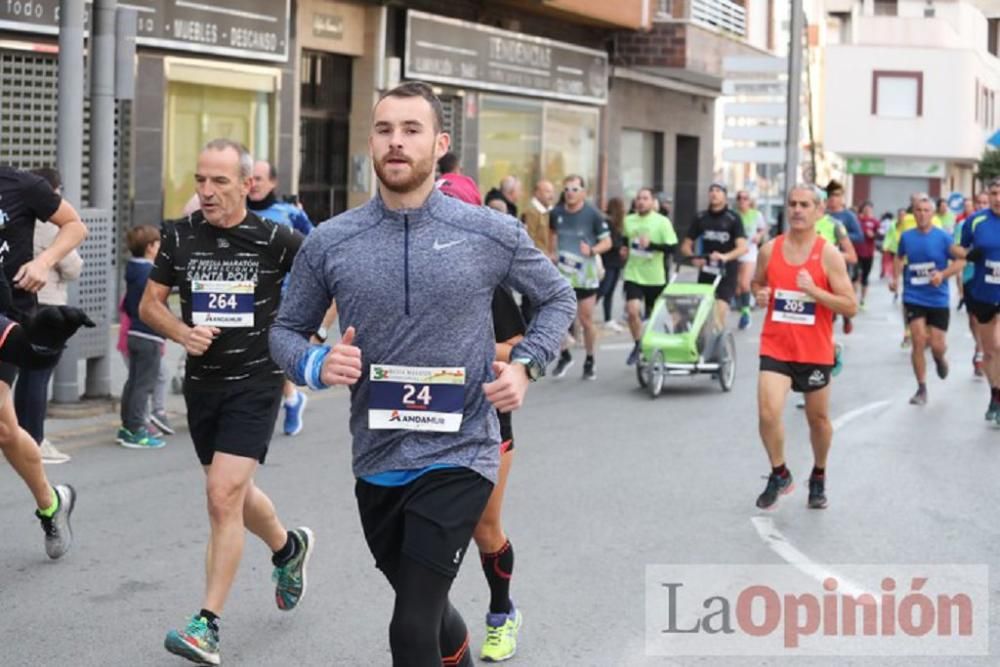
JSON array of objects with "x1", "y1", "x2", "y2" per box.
[{"x1": 2, "y1": 283, "x2": 998, "y2": 666}]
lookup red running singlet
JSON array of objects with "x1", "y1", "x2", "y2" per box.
[{"x1": 760, "y1": 235, "x2": 835, "y2": 365}]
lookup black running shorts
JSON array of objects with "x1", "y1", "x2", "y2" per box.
[
  {"x1": 184, "y1": 382, "x2": 283, "y2": 465},
  {"x1": 624, "y1": 281, "x2": 664, "y2": 316},
  {"x1": 574, "y1": 287, "x2": 598, "y2": 301},
  {"x1": 700, "y1": 268, "x2": 738, "y2": 304},
  {"x1": 904, "y1": 303, "x2": 950, "y2": 331},
  {"x1": 760, "y1": 355, "x2": 832, "y2": 393},
  {"x1": 968, "y1": 297, "x2": 1000, "y2": 325},
  {"x1": 356, "y1": 467, "x2": 493, "y2": 579},
  {"x1": 0, "y1": 362, "x2": 18, "y2": 388}
]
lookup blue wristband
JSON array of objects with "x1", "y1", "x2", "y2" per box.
[{"x1": 295, "y1": 344, "x2": 331, "y2": 390}]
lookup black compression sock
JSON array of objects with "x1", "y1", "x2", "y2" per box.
[
  {"x1": 992, "y1": 387, "x2": 1000, "y2": 401},
  {"x1": 480, "y1": 540, "x2": 514, "y2": 615},
  {"x1": 199, "y1": 609, "x2": 220, "y2": 631},
  {"x1": 772, "y1": 464, "x2": 788, "y2": 478},
  {"x1": 811, "y1": 466, "x2": 825, "y2": 479},
  {"x1": 271, "y1": 530, "x2": 298, "y2": 567}
]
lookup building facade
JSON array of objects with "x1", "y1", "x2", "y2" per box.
[{"x1": 823, "y1": 0, "x2": 1000, "y2": 213}]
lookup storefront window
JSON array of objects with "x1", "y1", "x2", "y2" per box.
[
  {"x1": 542, "y1": 103, "x2": 599, "y2": 200},
  {"x1": 164, "y1": 81, "x2": 273, "y2": 218},
  {"x1": 478, "y1": 95, "x2": 542, "y2": 211},
  {"x1": 478, "y1": 95, "x2": 599, "y2": 211},
  {"x1": 619, "y1": 128, "x2": 659, "y2": 202}
]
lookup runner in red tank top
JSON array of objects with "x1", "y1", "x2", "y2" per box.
[{"x1": 751, "y1": 185, "x2": 858, "y2": 511}]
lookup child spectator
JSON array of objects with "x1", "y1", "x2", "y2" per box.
[{"x1": 116, "y1": 225, "x2": 166, "y2": 449}]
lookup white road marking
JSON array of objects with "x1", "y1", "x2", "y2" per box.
[{"x1": 750, "y1": 400, "x2": 892, "y2": 598}]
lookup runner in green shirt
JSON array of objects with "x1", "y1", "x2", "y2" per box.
[{"x1": 623, "y1": 187, "x2": 678, "y2": 365}]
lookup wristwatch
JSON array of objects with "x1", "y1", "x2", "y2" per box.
[
  {"x1": 315, "y1": 326, "x2": 329, "y2": 343},
  {"x1": 511, "y1": 357, "x2": 543, "y2": 382}
]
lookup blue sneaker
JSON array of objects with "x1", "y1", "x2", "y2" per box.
[
  {"x1": 738, "y1": 311, "x2": 751, "y2": 330},
  {"x1": 116, "y1": 426, "x2": 165, "y2": 449},
  {"x1": 283, "y1": 391, "x2": 308, "y2": 436},
  {"x1": 832, "y1": 344, "x2": 844, "y2": 377},
  {"x1": 626, "y1": 343, "x2": 640, "y2": 366},
  {"x1": 164, "y1": 615, "x2": 220, "y2": 665}
]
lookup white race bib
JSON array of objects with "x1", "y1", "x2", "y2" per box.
[
  {"x1": 771, "y1": 289, "x2": 816, "y2": 325},
  {"x1": 368, "y1": 365, "x2": 466, "y2": 433},
  {"x1": 908, "y1": 261, "x2": 935, "y2": 286},
  {"x1": 986, "y1": 259, "x2": 1000, "y2": 285},
  {"x1": 191, "y1": 280, "x2": 255, "y2": 328},
  {"x1": 630, "y1": 239, "x2": 653, "y2": 259}
]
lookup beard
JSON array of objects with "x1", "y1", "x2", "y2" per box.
[{"x1": 373, "y1": 152, "x2": 435, "y2": 194}]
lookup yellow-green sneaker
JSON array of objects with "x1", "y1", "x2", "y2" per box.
[{"x1": 480, "y1": 606, "x2": 522, "y2": 662}]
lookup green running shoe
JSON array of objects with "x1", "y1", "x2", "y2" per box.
[
  {"x1": 481, "y1": 606, "x2": 523, "y2": 662},
  {"x1": 985, "y1": 401, "x2": 999, "y2": 422},
  {"x1": 832, "y1": 343, "x2": 844, "y2": 377},
  {"x1": 273, "y1": 527, "x2": 315, "y2": 611},
  {"x1": 164, "y1": 615, "x2": 220, "y2": 665},
  {"x1": 116, "y1": 426, "x2": 165, "y2": 449}
]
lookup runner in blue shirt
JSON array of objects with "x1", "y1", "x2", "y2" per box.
[
  {"x1": 891, "y1": 195, "x2": 964, "y2": 406},
  {"x1": 956, "y1": 177, "x2": 1000, "y2": 421}
]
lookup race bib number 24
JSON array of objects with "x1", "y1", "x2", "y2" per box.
[{"x1": 368, "y1": 365, "x2": 466, "y2": 432}]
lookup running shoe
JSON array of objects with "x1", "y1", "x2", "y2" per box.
[
  {"x1": 552, "y1": 352, "x2": 573, "y2": 378},
  {"x1": 39, "y1": 439, "x2": 70, "y2": 464},
  {"x1": 986, "y1": 400, "x2": 999, "y2": 422},
  {"x1": 273, "y1": 527, "x2": 315, "y2": 611},
  {"x1": 481, "y1": 605, "x2": 523, "y2": 662},
  {"x1": 602, "y1": 320, "x2": 624, "y2": 333},
  {"x1": 164, "y1": 615, "x2": 220, "y2": 666},
  {"x1": 842, "y1": 317, "x2": 853, "y2": 335},
  {"x1": 933, "y1": 356, "x2": 949, "y2": 380},
  {"x1": 283, "y1": 390, "x2": 309, "y2": 436},
  {"x1": 626, "y1": 342, "x2": 640, "y2": 366},
  {"x1": 582, "y1": 358, "x2": 596, "y2": 381},
  {"x1": 756, "y1": 472, "x2": 793, "y2": 510},
  {"x1": 808, "y1": 476, "x2": 828, "y2": 509},
  {"x1": 116, "y1": 427, "x2": 165, "y2": 449},
  {"x1": 150, "y1": 411, "x2": 176, "y2": 435},
  {"x1": 738, "y1": 311, "x2": 751, "y2": 330},
  {"x1": 974, "y1": 352, "x2": 984, "y2": 377},
  {"x1": 859, "y1": 300, "x2": 866, "y2": 312},
  {"x1": 832, "y1": 344, "x2": 844, "y2": 377},
  {"x1": 36, "y1": 484, "x2": 76, "y2": 559},
  {"x1": 909, "y1": 388, "x2": 927, "y2": 406},
  {"x1": 900, "y1": 334, "x2": 911, "y2": 349}
]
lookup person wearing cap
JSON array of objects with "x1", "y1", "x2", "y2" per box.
[{"x1": 680, "y1": 182, "x2": 747, "y2": 328}]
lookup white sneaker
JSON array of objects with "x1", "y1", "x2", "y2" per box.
[
  {"x1": 39, "y1": 439, "x2": 71, "y2": 464},
  {"x1": 602, "y1": 320, "x2": 624, "y2": 333}
]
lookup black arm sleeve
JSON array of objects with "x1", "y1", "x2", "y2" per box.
[{"x1": 647, "y1": 242, "x2": 676, "y2": 253}]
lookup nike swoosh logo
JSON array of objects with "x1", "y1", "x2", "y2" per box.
[{"x1": 433, "y1": 239, "x2": 465, "y2": 251}]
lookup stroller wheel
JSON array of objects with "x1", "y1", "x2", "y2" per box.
[
  {"x1": 718, "y1": 331, "x2": 736, "y2": 391},
  {"x1": 647, "y1": 350, "x2": 665, "y2": 398},
  {"x1": 636, "y1": 355, "x2": 647, "y2": 388}
]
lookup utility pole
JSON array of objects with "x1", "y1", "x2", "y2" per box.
[
  {"x1": 784, "y1": 0, "x2": 805, "y2": 230},
  {"x1": 51, "y1": 0, "x2": 85, "y2": 403}
]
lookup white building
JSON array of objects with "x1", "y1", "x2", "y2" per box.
[{"x1": 823, "y1": 0, "x2": 1000, "y2": 214}]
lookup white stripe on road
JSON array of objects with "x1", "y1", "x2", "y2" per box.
[
  {"x1": 830, "y1": 399, "x2": 891, "y2": 430},
  {"x1": 751, "y1": 517, "x2": 872, "y2": 598},
  {"x1": 750, "y1": 399, "x2": 892, "y2": 598}
]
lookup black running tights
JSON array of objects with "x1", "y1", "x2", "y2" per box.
[{"x1": 386, "y1": 555, "x2": 472, "y2": 667}]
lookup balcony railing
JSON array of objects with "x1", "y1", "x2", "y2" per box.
[{"x1": 690, "y1": 0, "x2": 746, "y2": 38}]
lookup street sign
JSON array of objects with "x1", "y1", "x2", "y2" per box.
[
  {"x1": 845, "y1": 157, "x2": 945, "y2": 178},
  {"x1": 948, "y1": 192, "x2": 965, "y2": 213}
]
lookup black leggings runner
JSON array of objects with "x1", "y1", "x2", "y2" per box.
[{"x1": 387, "y1": 555, "x2": 473, "y2": 667}]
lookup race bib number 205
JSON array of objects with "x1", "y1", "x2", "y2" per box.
[
  {"x1": 771, "y1": 289, "x2": 816, "y2": 325},
  {"x1": 368, "y1": 365, "x2": 466, "y2": 432}
]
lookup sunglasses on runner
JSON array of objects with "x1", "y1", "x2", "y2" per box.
[{"x1": 564, "y1": 186, "x2": 582, "y2": 193}]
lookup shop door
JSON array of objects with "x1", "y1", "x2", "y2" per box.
[
  {"x1": 674, "y1": 135, "x2": 700, "y2": 234},
  {"x1": 299, "y1": 51, "x2": 351, "y2": 223},
  {"x1": 164, "y1": 81, "x2": 268, "y2": 218},
  {"x1": 869, "y1": 176, "x2": 929, "y2": 218}
]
